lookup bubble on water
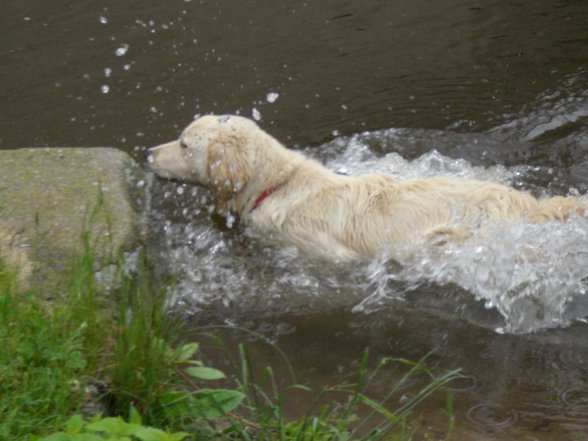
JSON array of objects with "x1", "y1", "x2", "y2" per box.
[
  {"x1": 115, "y1": 44, "x2": 129, "y2": 57},
  {"x1": 101, "y1": 85, "x2": 110, "y2": 94},
  {"x1": 266, "y1": 92, "x2": 279, "y2": 103},
  {"x1": 176, "y1": 186, "x2": 185, "y2": 195},
  {"x1": 252, "y1": 107, "x2": 262, "y2": 121},
  {"x1": 99, "y1": 16, "x2": 108, "y2": 24}
]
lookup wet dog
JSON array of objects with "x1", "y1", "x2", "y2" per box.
[{"x1": 146, "y1": 115, "x2": 586, "y2": 261}]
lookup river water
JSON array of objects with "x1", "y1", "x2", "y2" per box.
[{"x1": 2, "y1": 1, "x2": 588, "y2": 439}]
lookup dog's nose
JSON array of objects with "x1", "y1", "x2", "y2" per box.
[{"x1": 144, "y1": 148, "x2": 154, "y2": 164}]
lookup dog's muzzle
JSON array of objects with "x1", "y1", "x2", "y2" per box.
[{"x1": 144, "y1": 148, "x2": 154, "y2": 164}]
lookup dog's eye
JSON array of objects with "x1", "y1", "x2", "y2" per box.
[{"x1": 180, "y1": 140, "x2": 188, "y2": 149}]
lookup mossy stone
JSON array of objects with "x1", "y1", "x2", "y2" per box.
[{"x1": 0, "y1": 147, "x2": 145, "y2": 289}]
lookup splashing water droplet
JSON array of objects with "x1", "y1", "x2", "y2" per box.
[
  {"x1": 99, "y1": 16, "x2": 108, "y2": 24},
  {"x1": 252, "y1": 107, "x2": 261, "y2": 121},
  {"x1": 266, "y1": 92, "x2": 279, "y2": 103},
  {"x1": 115, "y1": 44, "x2": 129, "y2": 56},
  {"x1": 226, "y1": 214, "x2": 236, "y2": 229},
  {"x1": 101, "y1": 85, "x2": 110, "y2": 94},
  {"x1": 104, "y1": 68, "x2": 112, "y2": 77}
]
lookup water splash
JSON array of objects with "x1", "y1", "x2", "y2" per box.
[
  {"x1": 355, "y1": 216, "x2": 588, "y2": 333},
  {"x1": 266, "y1": 92, "x2": 279, "y2": 103},
  {"x1": 115, "y1": 44, "x2": 129, "y2": 57}
]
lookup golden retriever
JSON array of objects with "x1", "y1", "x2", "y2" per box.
[{"x1": 146, "y1": 115, "x2": 586, "y2": 262}]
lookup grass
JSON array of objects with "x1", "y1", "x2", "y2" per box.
[
  {"x1": 0, "y1": 242, "x2": 94, "y2": 438},
  {"x1": 0, "y1": 237, "x2": 461, "y2": 441}
]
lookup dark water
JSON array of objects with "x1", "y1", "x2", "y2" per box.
[{"x1": 3, "y1": 1, "x2": 588, "y2": 439}]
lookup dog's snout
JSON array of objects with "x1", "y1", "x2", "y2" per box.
[{"x1": 144, "y1": 148, "x2": 154, "y2": 164}]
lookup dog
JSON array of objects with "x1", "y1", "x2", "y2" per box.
[{"x1": 146, "y1": 114, "x2": 586, "y2": 262}]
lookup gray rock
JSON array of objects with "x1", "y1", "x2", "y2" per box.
[{"x1": 0, "y1": 147, "x2": 145, "y2": 289}]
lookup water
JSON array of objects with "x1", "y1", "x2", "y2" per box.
[{"x1": 2, "y1": 0, "x2": 588, "y2": 439}]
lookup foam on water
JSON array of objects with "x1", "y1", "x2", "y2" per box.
[{"x1": 155, "y1": 128, "x2": 588, "y2": 334}]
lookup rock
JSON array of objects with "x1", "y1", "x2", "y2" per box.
[{"x1": 0, "y1": 147, "x2": 145, "y2": 290}]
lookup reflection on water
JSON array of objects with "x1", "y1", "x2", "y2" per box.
[{"x1": 2, "y1": 0, "x2": 588, "y2": 439}]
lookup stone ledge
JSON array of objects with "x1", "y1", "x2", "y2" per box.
[{"x1": 0, "y1": 147, "x2": 145, "y2": 289}]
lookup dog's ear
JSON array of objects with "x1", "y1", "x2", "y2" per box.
[{"x1": 206, "y1": 137, "x2": 251, "y2": 215}]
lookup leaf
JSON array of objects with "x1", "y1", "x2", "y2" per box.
[
  {"x1": 176, "y1": 342, "x2": 199, "y2": 363},
  {"x1": 187, "y1": 389, "x2": 245, "y2": 418},
  {"x1": 85, "y1": 417, "x2": 126, "y2": 434},
  {"x1": 84, "y1": 417, "x2": 141, "y2": 437},
  {"x1": 133, "y1": 427, "x2": 190, "y2": 441},
  {"x1": 153, "y1": 337, "x2": 174, "y2": 359},
  {"x1": 184, "y1": 366, "x2": 226, "y2": 380},
  {"x1": 166, "y1": 433, "x2": 191, "y2": 441},
  {"x1": 72, "y1": 435, "x2": 108, "y2": 441},
  {"x1": 129, "y1": 404, "x2": 142, "y2": 425},
  {"x1": 65, "y1": 414, "x2": 85, "y2": 435},
  {"x1": 358, "y1": 394, "x2": 402, "y2": 424},
  {"x1": 287, "y1": 384, "x2": 313, "y2": 393},
  {"x1": 159, "y1": 392, "x2": 191, "y2": 420},
  {"x1": 132, "y1": 426, "x2": 167, "y2": 441},
  {"x1": 37, "y1": 434, "x2": 70, "y2": 441}
]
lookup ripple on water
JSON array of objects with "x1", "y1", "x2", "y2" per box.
[{"x1": 466, "y1": 402, "x2": 518, "y2": 430}]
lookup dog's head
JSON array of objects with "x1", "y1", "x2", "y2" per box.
[{"x1": 146, "y1": 114, "x2": 264, "y2": 214}]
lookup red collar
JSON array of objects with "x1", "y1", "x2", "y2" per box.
[{"x1": 251, "y1": 184, "x2": 283, "y2": 211}]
